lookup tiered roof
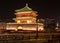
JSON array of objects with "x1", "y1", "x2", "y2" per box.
[{"x1": 15, "y1": 4, "x2": 32, "y2": 12}]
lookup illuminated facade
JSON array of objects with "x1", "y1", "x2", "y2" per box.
[
  {"x1": 13, "y1": 4, "x2": 37, "y2": 24},
  {"x1": 0, "y1": 4, "x2": 44, "y2": 31}
]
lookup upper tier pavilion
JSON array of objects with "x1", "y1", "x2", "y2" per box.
[{"x1": 13, "y1": 4, "x2": 37, "y2": 24}]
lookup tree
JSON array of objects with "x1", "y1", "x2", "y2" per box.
[{"x1": 44, "y1": 19, "x2": 56, "y2": 32}]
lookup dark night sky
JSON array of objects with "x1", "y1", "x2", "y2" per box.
[{"x1": 0, "y1": 0, "x2": 60, "y2": 22}]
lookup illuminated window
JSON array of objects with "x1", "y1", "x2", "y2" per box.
[
  {"x1": 38, "y1": 24, "x2": 44, "y2": 31},
  {"x1": 27, "y1": 20, "x2": 32, "y2": 23},
  {"x1": 38, "y1": 26, "x2": 44, "y2": 30},
  {"x1": 17, "y1": 20, "x2": 20, "y2": 23},
  {"x1": 22, "y1": 20, "x2": 26, "y2": 23}
]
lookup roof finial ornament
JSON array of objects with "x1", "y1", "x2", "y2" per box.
[{"x1": 26, "y1": 3, "x2": 28, "y2": 7}]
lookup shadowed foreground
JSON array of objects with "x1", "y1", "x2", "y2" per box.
[{"x1": 0, "y1": 32, "x2": 60, "y2": 43}]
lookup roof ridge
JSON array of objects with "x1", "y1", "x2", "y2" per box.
[{"x1": 15, "y1": 4, "x2": 32, "y2": 12}]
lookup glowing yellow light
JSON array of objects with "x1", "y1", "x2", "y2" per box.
[
  {"x1": 38, "y1": 26, "x2": 44, "y2": 31},
  {"x1": 17, "y1": 20, "x2": 20, "y2": 23},
  {"x1": 27, "y1": 20, "x2": 31, "y2": 23},
  {"x1": 6, "y1": 27, "x2": 17, "y2": 31},
  {"x1": 38, "y1": 23, "x2": 44, "y2": 31},
  {"x1": 18, "y1": 26, "x2": 23, "y2": 30}
]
